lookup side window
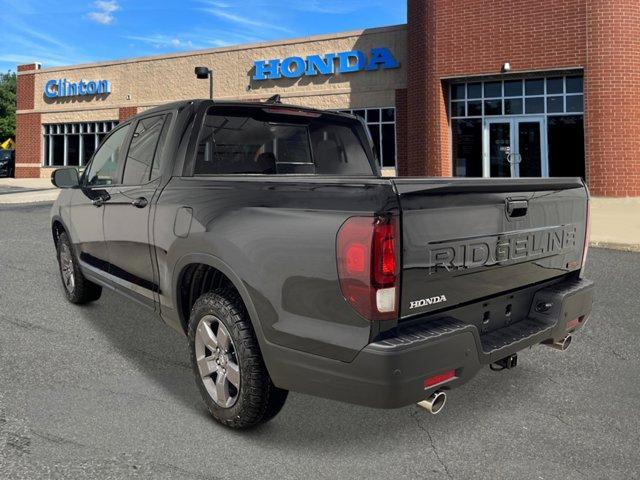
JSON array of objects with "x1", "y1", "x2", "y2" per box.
[
  {"x1": 85, "y1": 124, "x2": 131, "y2": 186},
  {"x1": 122, "y1": 115, "x2": 166, "y2": 185}
]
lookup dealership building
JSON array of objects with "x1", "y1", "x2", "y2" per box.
[{"x1": 15, "y1": 0, "x2": 640, "y2": 196}]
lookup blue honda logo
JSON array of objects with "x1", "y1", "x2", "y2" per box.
[{"x1": 253, "y1": 47, "x2": 400, "y2": 81}]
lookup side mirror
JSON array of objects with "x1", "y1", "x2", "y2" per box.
[{"x1": 51, "y1": 168, "x2": 79, "y2": 188}]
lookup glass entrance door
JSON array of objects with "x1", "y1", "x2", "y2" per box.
[
  {"x1": 483, "y1": 117, "x2": 546, "y2": 177},
  {"x1": 486, "y1": 120, "x2": 513, "y2": 177}
]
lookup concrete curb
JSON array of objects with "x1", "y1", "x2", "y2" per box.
[{"x1": 590, "y1": 241, "x2": 640, "y2": 253}]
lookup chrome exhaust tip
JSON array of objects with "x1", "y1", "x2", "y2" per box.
[
  {"x1": 545, "y1": 334, "x2": 573, "y2": 351},
  {"x1": 417, "y1": 391, "x2": 447, "y2": 414}
]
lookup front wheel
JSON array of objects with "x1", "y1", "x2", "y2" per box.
[
  {"x1": 56, "y1": 232, "x2": 102, "y2": 304},
  {"x1": 188, "y1": 289, "x2": 288, "y2": 429}
]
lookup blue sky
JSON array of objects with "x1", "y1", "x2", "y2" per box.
[{"x1": 0, "y1": 0, "x2": 406, "y2": 73}]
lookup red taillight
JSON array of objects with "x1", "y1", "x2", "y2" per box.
[
  {"x1": 336, "y1": 215, "x2": 399, "y2": 321},
  {"x1": 424, "y1": 370, "x2": 456, "y2": 389}
]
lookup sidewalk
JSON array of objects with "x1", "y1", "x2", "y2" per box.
[
  {"x1": 0, "y1": 178, "x2": 59, "y2": 204},
  {"x1": 590, "y1": 197, "x2": 640, "y2": 252}
]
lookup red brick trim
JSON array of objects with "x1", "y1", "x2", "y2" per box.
[
  {"x1": 119, "y1": 107, "x2": 138, "y2": 121},
  {"x1": 15, "y1": 112, "x2": 42, "y2": 178},
  {"x1": 17, "y1": 63, "x2": 40, "y2": 72},
  {"x1": 395, "y1": 88, "x2": 408, "y2": 176},
  {"x1": 16, "y1": 71, "x2": 35, "y2": 111},
  {"x1": 584, "y1": 0, "x2": 640, "y2": 196}
]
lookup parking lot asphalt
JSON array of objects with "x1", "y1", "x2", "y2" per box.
[{"x1": 0, "y1": 203, "x2": 639, "y2": 479}]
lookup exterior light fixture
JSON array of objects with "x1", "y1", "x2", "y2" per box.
[
  {"x1": 194, "y1": 66, "x2": 214, "y2": 99},
  {"x1": 502, "y1": 62, "x2": 511, "y2": 73}
]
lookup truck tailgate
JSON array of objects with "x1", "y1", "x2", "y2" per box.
[{"x1": 392, "y1": 178, "x2": 588, "y2": 319}]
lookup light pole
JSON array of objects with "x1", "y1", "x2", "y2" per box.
[{"x1": 194, "y1": 66, "x2": 213, "y2": 99}]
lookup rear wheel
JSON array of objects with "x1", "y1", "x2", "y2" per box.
[
  {"x1": 56, "y1": 232, "x2": 102, "y2": 304},
  {"x1": 188, "y1": 289, "x2": 288, "y2": 429}
]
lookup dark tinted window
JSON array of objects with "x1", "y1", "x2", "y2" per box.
[
  {"x1": 566, "y1": 95, "x2": 584, "y2": 112},
  {"x1": 85, "y1": 124, "x2": 131, "y2": 186},
  {"x1": 547, "y1": 116, "x2": 585, "y2": 178},
  {"x1": 525, "y1": 97, "x2": 544, "y2": 113},
  {"x1": 484, "y1": 99, "x2": 502, "y2": 115},
  {"x1": 504, "y1": 80, "x2": 522, "y2": 97},
  {"x1": 194, "y1": 108, "x2": 374, "y2": 176},
  {"x1": 504, "y1": 98, "x2": 523, "y2": 114},
  {"x1": 123, "y1": 115, "x2": 165, "y2": 185},
  {"x1": 452, "y1": 119, "x2": 482, "y2": 177},
  {"x1": 451, "y1": 84, "x2": 465, "y2": 100},
  {"x1": 484, "y1": 82, "x2": 501, "y2": 98},
  {"x1": 547, "y1": 77, "x2": 563, "y2": 94},
  {"x1": 566, "y1": 76, "x2": 583, "y2": 93},
  {"x1": 467, "y1": 83, "x2": 482, "y2": 99},
  {"x1": 525, "y1": 79, "x2": 544, "y2": 95}
]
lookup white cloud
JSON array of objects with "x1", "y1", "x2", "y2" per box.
[
  {"x1": 203, "y1": 8, "x2": 292, "y2": 34},
  {"x1": 291, "y1": 1, "x2": 361, "y2": 14},
  {"x1": 87, "y1": 0, "x2": 120, "y2": 25},
  {"x1": 125, "y1": 34, "x2": 199, "y2": 50}
]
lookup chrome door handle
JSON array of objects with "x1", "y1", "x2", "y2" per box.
[
  {"x1": 131, "y1": 197, "x2": 148, "y2": 208},
  {"x1": 92, "y1": 197, "x2": 106, "y2": 207}
]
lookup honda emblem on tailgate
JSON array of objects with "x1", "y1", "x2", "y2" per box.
[{"x1": 410, "y1": 295, "x2": 447, "y2": 309}]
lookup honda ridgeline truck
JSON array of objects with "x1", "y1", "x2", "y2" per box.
[{"x1": 50, "y1": 100, "x2": 594, "y2": 428}]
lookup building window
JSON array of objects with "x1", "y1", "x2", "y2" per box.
[
  {"x1": 335, "y1": 107, "x2": 396, "y2": 170},
  {"x1": 449, "y1": 75, "x2": 584, "y2": 179},
  {"x1": 43, "y1": 121, "x2": 118, "y2": 167}
]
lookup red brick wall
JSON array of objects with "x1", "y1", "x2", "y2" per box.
[
  {"x1": 406, "y1": 0, "x2": 640, "y2": 196},
  {"x1": 119, "y1": 107, "x2": 138, "y2": 121},
  {"x1": 15, "y1": 113, "x2": 42, "y2": 178},
  {"x1": 584, "y1": 0, "x2": 640, "y2": 196},
  {"x1": 407, "y1": 0, "x2": 588, "y2": 178},
  {"x1": 405, "y1": 0, "x2": 429, "y2": 177},
  {"x1": 16, "y1": 65, "x2": 41, "y2": 178},
  {"x1": 395, "y1": 89, "x2": 407, "y2": 174},
  {"x1": 16, "y1": 69, "x2": 35, "y2": 112}
]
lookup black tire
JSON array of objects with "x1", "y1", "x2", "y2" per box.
[
  {"x1": 56, "y1": 231, "x2": 102, "y2": 304},
  {"x1": 188, "y1": 289, "x2": 288, "y2": 429}
]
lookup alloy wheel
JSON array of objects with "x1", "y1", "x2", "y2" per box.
[
  {"x1": 59, "y1": 243, "x2": 75, "y2": 293},
  {"x1": 194, "y1": 315, "x2": 240, "y2": 408}
]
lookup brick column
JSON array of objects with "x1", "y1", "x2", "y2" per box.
[
  {"x1": 119, "y1": 107, "x2": 138, "y2": 121},
  {"x1": 585, "y1": 0, "x2": 640, "y2": 196},
  {"x1": 15, "y1": 64, "x2": 41, "y2": 178},
  {"x1": 395, "y1": 88, "x2": 408, "y2": 175},
  {"x1": 405, "y1": 0, "x2": 429, "y2": 177}
]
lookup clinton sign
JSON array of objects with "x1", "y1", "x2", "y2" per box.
[
  {"x1": 44, "y1": 78, "x2": 111, "y2": 99},
  {"x1": 253, "y1": 47, "x2": 400, "y2": 81}
]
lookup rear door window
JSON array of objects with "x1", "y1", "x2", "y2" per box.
[
  {"x1": 122, "y1": 115, "x2": 166, "y2": 185},
  {"x1": 194, "y1": 107, "x2": 374, "y2": 176}
]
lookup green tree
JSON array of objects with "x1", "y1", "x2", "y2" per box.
[{"x1": 0, "y1": 71, "x2": 17, "y2": 141}]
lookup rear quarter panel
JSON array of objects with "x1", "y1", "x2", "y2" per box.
[{"x1": 154, "y1": 176, "x2": 398, "y2": 362}]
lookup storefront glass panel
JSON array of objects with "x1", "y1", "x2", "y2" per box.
[
  {"x1": 43, "y1": 121, "x2": 118, "y2": 167},
  {"x1": 450, "y1": 75, "x2": 584, "y2": 179}
]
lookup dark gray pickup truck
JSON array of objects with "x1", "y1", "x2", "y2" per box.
[{"x1": 50, "y1": 99, "x2": 594, "y2": 429}]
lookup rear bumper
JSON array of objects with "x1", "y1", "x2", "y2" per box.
[{"x1": 266, "y1": 277, "x2": 594, "y2": 408}]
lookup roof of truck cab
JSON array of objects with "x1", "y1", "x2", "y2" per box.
[{"x1": 130, "y1": 99, "x2": 348, "y2": 119}]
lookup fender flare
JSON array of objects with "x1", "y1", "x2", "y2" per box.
[
  {"x1": 50, "y1": 214, "x2": 67, "y2": 245},
  {"x1": 171, "y1": 252, "x2": 267, "y2": 345}
]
